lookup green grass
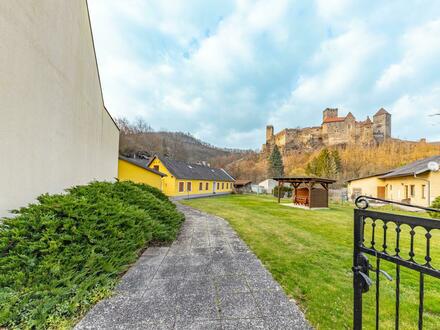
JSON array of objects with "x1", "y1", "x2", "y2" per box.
[{"x1": 182, "y1": 194, "x2": 440, "y2": 329}]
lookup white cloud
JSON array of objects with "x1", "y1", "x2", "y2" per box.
[
  {"x1": 376, "y1": 19, "x2": 440, "y2": 90},
  {"x1": 88, "y1": 0, "x2": 440, "y2": 148},
  {"x1": 387, "y1": 86, "x2": 440, "y2": 141},
  {"x1": 162, "y1": 89, "x2": 203, "y2": 114},
  {"x1": 292, "y1": 24, "x2": 384, "y2": 104},
  {"x1": 315, "y1": 0, "x2": 352, "y2": 21}
]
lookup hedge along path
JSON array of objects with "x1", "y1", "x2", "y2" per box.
[{"x1": 0, "y1": 181, "x2": 184, "y2": 329}]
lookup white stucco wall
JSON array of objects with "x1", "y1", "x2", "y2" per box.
[
  {"x1": 0, "y1": 0, "x2": 119, "y2": 216},
  {"x1": 259, "y1": 179, "x2": 277, "y2": 193}
]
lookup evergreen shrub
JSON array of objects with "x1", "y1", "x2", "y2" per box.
[
  {"x1": 0, "y1": 181, "x2": 183, "y2": 329},
  {"x1": 273, "y1": 185, "x2": 292, "y2": 198},
  {"x1": 429, "y1": 196, "x2": 440, "y2": 219}
]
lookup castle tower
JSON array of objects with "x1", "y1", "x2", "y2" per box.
[
  {"x1": 373, "y1": 108, "x2": 391, "y2": 142},
  {"x1": 323, "y1": 108, "x2": 338, "y2": 122},
  {"x1": 266, "y1": 125, "x2": 274, "y2": 142}
]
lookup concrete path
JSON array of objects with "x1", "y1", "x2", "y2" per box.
[{"x1": 75, "y1": 204, "x2": 310, "y2": 329}]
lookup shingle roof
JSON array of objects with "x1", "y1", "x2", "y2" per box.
[
  {"x1": 346, "y1": 171, "x2": 391, "y2": 182},
  {"x1": 379, "y1": 155, "x2": 440, "y2": 179},
  {"x1": 149, "y1": 156, "x2": 235, "y2": 181},
  {"x1": 119, "y1": 156, "x2": 166, "y2": 177},
  {"x1": 234, "y1": 180, "x2": 252, "y2": 186}
]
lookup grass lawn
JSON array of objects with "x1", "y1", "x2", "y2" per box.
[{"x1": 182, "y1": 194, "x2": 440, "y2": 329}]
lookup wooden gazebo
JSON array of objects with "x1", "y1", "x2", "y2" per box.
[{"x1": 273, "y1": 177, "x2": 336, "y2": 209}]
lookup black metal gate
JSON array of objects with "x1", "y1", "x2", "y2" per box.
[{"x1": 353, "y1": 196, "x2": 440, "y2": 329}]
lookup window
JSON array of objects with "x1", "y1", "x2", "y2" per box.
[
  {"x1": 178, "y1": 182, "x2": 184, "y2": 192},
  {"x1": 199, "y1": 182, "x2": 203, "y2": 191},
  {"x1": 206, "y1": 182, "x2": 209, "y2": 190},
  {"x1": 389, "y1": 185, "x2": 392, "y2": 191},
  {"x1": 217, "y1": 182, "x2": 220, "y2": 190},
  {"x1": 187, "y1": 182, "x2": 192, "y2": 192},
  {"x1": 222, "y1": 182, "x2": 224, "y2": 189},
  {"x1": 422, "y1": 185, "x2": 426, "y2": 199},
  {"x1": 153, "y1": 165, "x2": 159, "y2": 171},
  {"x1": 410, "y1": 185, "x2": 415, "y2": 198},
  {"x1": 226, "y1": 183, "x2": 229, "y2": 189}
]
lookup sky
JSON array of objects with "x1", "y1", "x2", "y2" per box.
[{"x1": 88, "y1": 0, "x2": 440, "y2": 150}]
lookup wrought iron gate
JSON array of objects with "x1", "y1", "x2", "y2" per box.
[{"x1": 353, "y1": 196, "x2": 440, "y2": 329}]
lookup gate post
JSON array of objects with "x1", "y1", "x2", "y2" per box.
[{"x1": 353, "y1": 209, "x2": 363, "y2": 330}]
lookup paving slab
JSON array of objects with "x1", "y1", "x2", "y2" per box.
[{"x1": 75, "y1": 203, "x2": 311, "y2": 330}]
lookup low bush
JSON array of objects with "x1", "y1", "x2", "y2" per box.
[
  {"x1": 273, "y1": 185, "x2": 292, "y2": 198},
  {"x1": 0, "y1": 181, "x2": 184, "y2": 329},
  {"x1": 429, "y1": 196, "x2": 440, "y2": 219}
]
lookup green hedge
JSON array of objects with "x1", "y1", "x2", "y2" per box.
[
  {"x1": 429, "y1": 196, "x2": 440, "y2": 219},
  {"x1": 0, "y1": 181, "x2": 184, "y2": 329}
]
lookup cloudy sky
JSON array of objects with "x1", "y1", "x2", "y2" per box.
[{"x1": 88, "y1": 0, "x2": 440, "y2": 149}]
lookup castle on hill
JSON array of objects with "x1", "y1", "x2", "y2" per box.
[{"x1": 263, "y1": 108, "x2": 391, "y2": 153}]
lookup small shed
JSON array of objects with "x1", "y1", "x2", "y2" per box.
[
  {"x1": 273, "y1": 177, "x2": 336, "y2": 209},
  {"x1": 258, "y1": 179, "x2": 278, "y2": 194},
  {"x1": 234, "y1": 180, "x2": 252, "y2": 194}
]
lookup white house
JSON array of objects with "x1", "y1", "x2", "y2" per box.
[
  {"x1": 0, "y1": 1, "x2": 119, "y2": 216},
  {"x1": 259, "y1": 179, "x2": 278, "y2": 194}
]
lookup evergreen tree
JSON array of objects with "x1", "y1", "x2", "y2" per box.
[
  {"x1": 305, "y1": 148, "x2": 342, "y2": 179},
  {"x1": 268, "y1": 145, "x2": 284, "y2": 177}
]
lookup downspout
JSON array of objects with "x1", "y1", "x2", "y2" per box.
[{"x1": 414, "y1": 173, "x2": 431, "y2": 206}]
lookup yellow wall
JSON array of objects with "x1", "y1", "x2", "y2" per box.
[
  {"x1": 148, "y1": 157, "x2": 233, "y2": 197},
  {"x1": 348, "y1": 171, "x2": 440, "y2": 207},
  {"x1": 118, "y1": 159, "x2": 163, "y2": 189},
  {"x1": 348, "y1": 176, "x2": 385, "y2": 199},
  {"x1": 384, "y1": 172, "x2": 437, "y2": 207},
  {"x1": 429, "y1": 171, "x2": 440, "y2": 205}
]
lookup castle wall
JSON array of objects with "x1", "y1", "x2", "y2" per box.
[
  {"x1": 356, "y1": 123, "x2": 374, "y2": 145},
  {"x1": 323, "y1": 122, "x2": 350, "y2": 146},
  {"x1": 373, "y1": 114, "x2": 391, "y2": 142},
  {"x1": 264, "y1": 108, "x2": 391, "y2": 154}
]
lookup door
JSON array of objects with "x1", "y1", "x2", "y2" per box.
[
  {"x1": 377, "y1": 186, "x2": 385, "y2": 199},
  {"x1": 213, "y1": 181, "x2": 216, "y2": 194}
]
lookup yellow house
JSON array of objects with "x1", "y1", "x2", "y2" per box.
[
  {"x1": 347, "y1": 155, "x2": 440, "y2": 207},
  {"x1": 146, "y1": 155, "x2": 235, "y2": 199},
  {"x1": 118, "y1": 156, "x2": 166, "y2": 190}
]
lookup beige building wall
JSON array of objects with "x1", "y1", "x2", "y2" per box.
[
  {"x1": 0, "y1": 1, "x2": 119, "y2": 216},
  {"x1": 428, "y1": 172, "x2": 440, "y2": 205},
  {"x1": 349, "y1": 172, "x2": 440, "y2": 208},
  {"x1": 385, "y1": 172, "x2": 440, "y2": 207},
  {"x1": 348, "y1": 176, "x2": 385, "y2": 199}
]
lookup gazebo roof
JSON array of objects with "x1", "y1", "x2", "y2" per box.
[{"x1": 272, "y1": 177, "x2": 336, "y2": 184}]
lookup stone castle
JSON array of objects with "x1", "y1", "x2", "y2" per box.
[{"x1": 263, "y1": 108, "x2": 391, "y2": 153}]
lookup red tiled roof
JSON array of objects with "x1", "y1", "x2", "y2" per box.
[{"x1": 323, "y1": 117, "x2": 345, "y2": 123}]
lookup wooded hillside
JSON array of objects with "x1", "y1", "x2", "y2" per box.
[
  {"x1": 226, "y1": 140, "x2": 440, "y2": 186},
  {"x1": 116, "y1": 118, "x2": 251, "y2": 164},
  {"x1": 116, "y1": 118, "x2": 439, "y2": 185}
]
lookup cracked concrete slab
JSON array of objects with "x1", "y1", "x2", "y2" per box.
[{"x1": 75, "y1": 204, "x2": 311, "y2": 330}]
